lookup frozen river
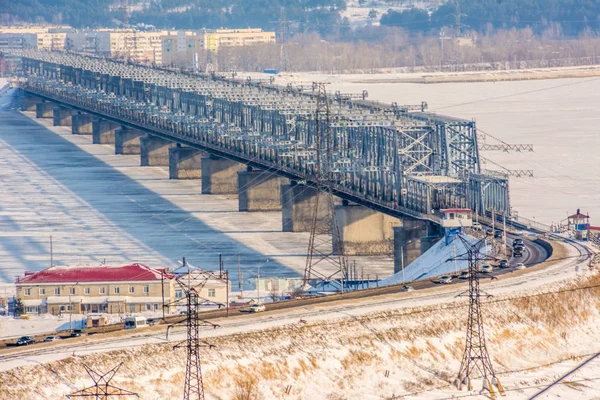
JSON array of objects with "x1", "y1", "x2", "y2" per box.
[
  {"x1": 0, "y1": 88, "x2": 392, "y2": 284},
  {"x1": 275, "y1": 72, "x2": 600, "y2": 227}
]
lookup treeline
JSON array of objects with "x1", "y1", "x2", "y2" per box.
[
  {"x1": 381, "y1": 0, "x2": 600, "y2": 37},
  {"x1": 0, "y1": 0, "x2": 346, "y2": 36},
  {"x1": 210, "y1": 27, "x2": 600, "y2": 73}
]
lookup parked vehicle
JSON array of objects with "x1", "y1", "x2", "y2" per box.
[
  {"x1": 249, "y1": 304, "x2": 266, "y2": 313},
  {"x1": 515, "y1": 263, "x2": 526, "y2": 270},
  {"x1": 124, "y1": 316, "x2": 148, "y2": 330},
  {"x1": 498, "y1": 259, "x2": 510, "y2": 268},
  {"x1": 16, "y1": 336, "x2": 35, "y2": 346},
  {"x1": 480, "y1": 265, "x2": 494, "y2": 273},
  {"x1": 459, "y1": 271, "x2": 471, "y2": 279},
  {"x1": 70, "y1": 329, "x2": 87, "y2": 338},
  {"x1": 438, "y1": 275, "x2": 453, "y2": 284},
  {"x1": 494, "y1": 230, "x2": 504, "y2": 239},
  {"x1": 400, "y1": 285, "x2": 415, "y2": 292},
  {"x1": 472, "y1": 222, "x2": 482, "y2": 230},
  {"x1": 43, "y1": 335, "x2": 60, "y2": 343}
]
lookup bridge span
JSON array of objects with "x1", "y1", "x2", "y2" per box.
[{"x1": 8, "y1": 49, "x2": 512, "y2": 272}]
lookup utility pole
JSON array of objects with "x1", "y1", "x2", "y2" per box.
[
  {"x1": 303, "y1": 83, "x2": 349, "y2": 294},
  {"x1": 257, "y1": 263, "x2": 261, "y2": 305},
  {"x1": 237, "y1": 255, "x2": 241, "y2": 292},
  {"x1": 503, "y1": 213, "x2": 507, "y2": 255},
  {"x1": 50, "y1": 234, "x2": 53, "y2": 268},
  {"x1": 161, "y1": 269, "x2": 166, "y2": 321},
  {"x1": 453, "y1": 235, "x2": 504, "y2": 397}
]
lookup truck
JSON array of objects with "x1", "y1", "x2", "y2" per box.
[{"x1": 124, "y1": 316, "x2": 148, "y2": 330}]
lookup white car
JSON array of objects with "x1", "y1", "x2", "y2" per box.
[
  {"x1": 515, "y1": 263, "x2": 526, "y2": 270},
  {"x1": 472, "y1": 222, "x2": 482, "y2": 230},
  {"x1": 43, "y1": 335, "x2": 61, "y2": 342},
  {"x1": 249, "y1": 304, "x2": 266, "y2": 313},
  {"x1": 438, "y1": 275, "x2": 453, "y2": 284},
  {"x1": 458, "y1": 271, "x2": 471, "y2": 279},
  {"x1": 480, "y1": 265, "x2": 494, "y2": 274},
  {"x1": 400, "y1": 285, "x2": 415, "y2": 292}
]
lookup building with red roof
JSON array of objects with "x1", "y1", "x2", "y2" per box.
[{"x1": 16, "y1": 263, "x2": 176, "y2": 316}]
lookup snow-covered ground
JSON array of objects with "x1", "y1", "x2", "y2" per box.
[
  {"x1": 381, "y1": 235, "x2": 480, "y2": 285},
  {"x1": 0, "y1": 239, "x2": 593, "y2": 399},
  {"x1": 248, "y1": 72, "x2": 600, "y2": 227}
]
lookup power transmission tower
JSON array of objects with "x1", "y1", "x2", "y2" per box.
[
  {"x1": 453, "y1": 235, "x2": 505, "y2": 397},
  {"x1": 66, "y1": 363, "x2": 138, "y2": 399},
  {"x1": 303, "y1": 83, "x2": 349, "y2": 292},
  {"x1": 166, "y1": 258, "x2": 219, "y2": 400},
  {"x1": 278, "y1": 8, "x2": 290, "y2": 72}
]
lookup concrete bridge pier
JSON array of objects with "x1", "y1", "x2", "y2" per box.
[
  {"x1": 281, "y1": 183, "x2": 340, "y2": 232},
  {"x1": 393, "y1": 220, "x2": 443, "y2": 274},
  {"x1": 169, "y1": 145, "x2": 204, "y2": 179},
  {"x1": 21, "y1": 94, "x2": 42, "y2": 111},
  {"x1": 53, "y1": 106, "x2": 73, "y2": 127},
  {"x1": 333, "y1": 204, "x2": 400, "y2": 255},
  {"x1": 201, "y1": 155, "x2": 245, "y2": 194},
  {"x1": 238, "y1": 168, "x2": 289, "y2": 212},
  {"x1": 140, "y1": 134, "x2": 175, "y2": 166},
  {"x1": 115, "y1": 127, "x2": 144, "y2": 155},
  {"x1": 92, "y1": 119, "x2": 120, "y2": 144},
  {"x1": 35, "y1": 101, "x2": 54, "y2": 118},
  {"x1": 71, "y1": 114, "x2": 94, "y2": 135}
]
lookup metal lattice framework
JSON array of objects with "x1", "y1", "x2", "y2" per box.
[
  {"x1": 66, "y1": 363, "x2": 139, "y2": 399},
  {"x1": 165, "y1": 260, "x2": 220, "y2": 400},
  {"x1": 9, "y1": 49, "x2": 513, "y2": 221},
  {"x1": 453, "y1": 235, "x2": 505, "y2": 397},
  {"x1": 303, "y1": 83, "x2": 349, "y2": 290}
]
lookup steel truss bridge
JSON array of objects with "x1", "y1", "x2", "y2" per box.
[{"x1": 10, "y1": 49, "x2": 510, "y2": 224}]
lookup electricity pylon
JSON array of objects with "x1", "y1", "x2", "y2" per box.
[
  {"x1": 66, "y1": 363, "x2": 138, "y2": 399},
  {"x1": 303, "y1": 83, "x2": 349, "y2": 292},
  {"x1": 453, "y1": 235, "x2": 505, "y2": 398}
]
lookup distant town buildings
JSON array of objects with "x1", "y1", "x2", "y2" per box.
[{"x1": 0, "y1": 25, "x2": 276, "y2": 68}]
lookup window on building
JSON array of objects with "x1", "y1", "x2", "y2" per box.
[
  {"x1": 99, "y1": 287, "x2": 106, "y2": 294},
  {"x1": 26, "y1": 306, "x2": 38, "y2": 314},
  {"x1": 114, "y1": 287, "x2": 120, "y2": 294},
  {"x1": 208, "y1": 288, "x2": 216, "y2": 297},
  {"x1": 84, "y1": 287, "x2": 90, "y2": 295},
  {"x1": 54, "y1": 288, "x2": 60, "y2": 295},
  {"x1": 154, "y1": 304, "x2": 159, "y2": 311},
  {"x1": 145, "y1": 303, "x2": 151, "y2": 311},
  {"x1": 144, "y1": 286, "x2": 149, "y2": 293},
  {"x1": 129, "y1": 286, "x2": 134, "y2": 294},
  {"x1": 24, "y1": 288, "x2": 31, "y2": 296},
  {"x1": 39, "y1": 288, "x2": 45, "y2": 295},
  {"x1": 70, "y1": 288, "x2": 76, "y2": 295},
  {"x1": 175, "y1": 289, "x2": 183, "y2": 299}
]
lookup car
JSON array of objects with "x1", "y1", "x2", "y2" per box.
[
  {"x1": 16, "y1": 336, "x2": 35, "y2": 346},
  {"x1": 513, "y1": 238, "x2": 524, "y2": 245},
  {"x1": 438, "y1": 275, "x2": 453, "y2": 284},
  {"x1": 494, "y1": 230, "x2": 504, "y2": 239},
  {"x1": 458, "y1": 271, "x2": 471, "y2": 279},
  {"x1": 480, "y1": 264, "x2": 494, "y2": 273},
  {"x1": 43, "y1": 335, "x2": 60, "y2": 343},
  {"x1": 70, "y1": 329, "x2": 87, "y2": 338},
  {"x1": 485, "y1": 229, "x2": 494, "y2": 236},
  {"x1": 147, "y1": 318, "x2": 161, "y2": 326},
  {"x1": 513, "y1": 251, "x2": 523, "y2": 258},
  {"x1": 515, "y1": 263, "x2": 526, "y2": 270},
  {"x1": 471, "y1": 222, "x2": 482, "y2": 230},
  {"x1": 249, "y1": 304, "x2": 266, "y2": 313},
  {"x1": 498, "y1": 259, "x2": 510, "y2": 268},
  {"x1": 179, "y1": 310, "x2": 188, "y2": 315},
  {"x1": 400, "y1": 285, "x2": 415, "y2": 292},
  {"x1": 514, "y1": 243, "x2": 525, "y2": 250}
]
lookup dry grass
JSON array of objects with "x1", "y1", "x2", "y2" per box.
[{"x1": 232, "y1": 374, "x2": 262, "y2": 400}]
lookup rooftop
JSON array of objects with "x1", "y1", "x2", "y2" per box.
[{"x1": 16, "y1": 263, "x2": 172, "y2": 285}]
